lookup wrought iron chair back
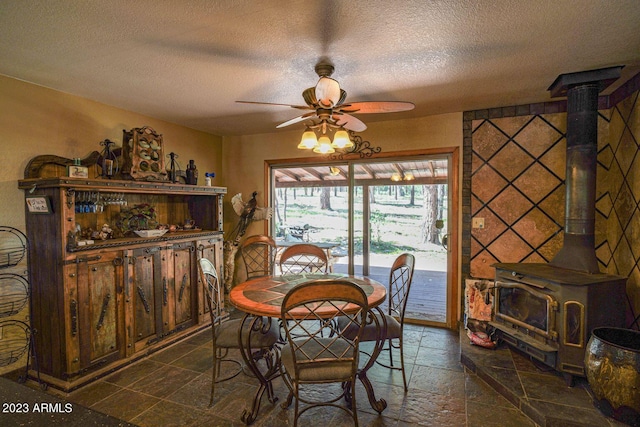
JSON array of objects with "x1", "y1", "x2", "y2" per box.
[
  {"x1": 336, "y1": 252, "x2": 415, "y2": 392},
  {"x1": 278, "y1": 243, "x2": 328, "y2": 275},
  {"x1": 198, "y1": 258, "x2": 243, "y2": 406},
  {"x1": 388, "y1": 253, "x2": 415, "y2": 321},
  {"x1": 240, "y1": 234, "x2": 277, "y2": 279},
  {"x1": 280, "y1": 279, "x2": 370, "y2": 426}
]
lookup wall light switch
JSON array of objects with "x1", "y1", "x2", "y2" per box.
[{"x1": 472, "y1": 217, "x2": 485, "y2": 229}]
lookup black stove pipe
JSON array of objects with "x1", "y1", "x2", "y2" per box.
[{"x1": 547, "y1": 67, "x2": 622, "y2": 274}]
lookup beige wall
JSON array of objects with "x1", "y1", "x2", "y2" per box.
[
  {"x1": 0, "y1": 75, "x2": 224, "y2": 230},
  {"x1": 0, "y1": 75, "x2": 223, "y2": 374},
  {"x1": 220, "y1": 112, "x2": 463, "y2": 237}
]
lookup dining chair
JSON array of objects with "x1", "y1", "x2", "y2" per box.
[
  {"x1": 239, "y1": 234, "x2": 277, "y2": 279},
  {"x1": 338, "y1": 252, "x2": 415, "y2": 391},
  {"x1": 198, "y1": 258, "x2": 280, "y2": 407},
  {"x1": 278, "y1": 243, "x2": 329, "y2": 275},
  {"x1": 279, "y1": 279, "x2": 369, "y2": 427}
]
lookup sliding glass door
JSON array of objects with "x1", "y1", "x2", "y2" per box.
[{"x1": 270, "y1": 153, "x2": 454, "y2": 326}]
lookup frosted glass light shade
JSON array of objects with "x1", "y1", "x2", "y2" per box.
[
  {"x1": 331, "y1": 129, "x2": 353, "y2": 149},
  {"x1": 313, "y1": 135, "x2": 335, "y2": 153},
  {"x1": 298, "y1": 130, "x2": 318, "y2": 149}
]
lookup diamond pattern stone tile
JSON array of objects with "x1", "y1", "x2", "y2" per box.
[
  {"x1": 597, "y1": 144, "x2": 615, "y2": 170},
  {"x1": 540, "y1": 113, "x2": 567, "y2": 134},
  {"x1": 607, "y1": 157, "x2": 625, "y2": 202},
  {"x1": 537, "y1": 232, "x2": 564, "y2": 262},
  {"x1": 597, "y1": 114, "x2": 610, "y2": 151},
  {"x1": 616, "y1": 128, "x2": 639, "y2": 175},
  {"x1": 514, "y1": 163, "x2": 562, "y2": 204},
  {"x1": 537, "y1": 186, "x2": 565, "y2": 224},
  {"x1": 488, "y1": 141, "x2": 533, "y2": 181},
  {"x1": 613, "y1": 237, "x2": 635, "y2": 277},
  {"x1": 608, "y1": 108, "x2": 625, "y2": 152},
  {"x1": 539, "y1": 140, "x2": 566, "y2": 179},
  {"x1": 468, "y1": 86, "x2": 640, "y2": 294},
  {"x1": 471, "y1": 194, "x2": 483, "y2": 217},
  {"x1": 522, "y1": 252, "x2": 546, "y2": 263},
  {"x1": 513, "y1": 116, "x2": 564, "y2": 158},
  {"x1": 626, "y1": 209, "x2": 640, "y2": 260},
  {"x1": 472, "y1": 165, "x2": 508, "y2": 204},
  {"x1": 493, "y1": 115, "x2": 532, "y2": 137},
  {"x1": 511, "y1": 208, "x2": 560, "y2": 249},
  {"x1": 472, "y1": 207, "x2": 507, "y2": 246},
  {"x1": 472, "y1": 152, "x2": 485, "y2": 174},
  {"x1": 617, "y1": 91, "x2": 637, "y2": 123},
  {"x1": 614, "y1": 181, "x2": 636, "y2": 230},
  {"x1": 595, "y1": 191, "x2": 614, "y2": 218},
  {"x1": 628, "y1": 155, "x2": 640, "y2": 202},
  {"x1": 471, "y1": 236, "x2": 483, "y2": 258},
  {"x1": 487, "y1": 230, "x2": 533, "y2": 264},
  {"x1": 470, "y1": 249, "x2": 498, "y2": 279},
  {"x1": 595, "y1": 239, "x2": 615, "y2": 267},
  {"x1": 605, "y1": 209, "x2": 624, "y2": 256},
  {"x1": 473, "y1": 121, "x2": 508, "y2": 160},
  {"x1": 490, "y1": 186, "x2": 533, "y2": 226}
]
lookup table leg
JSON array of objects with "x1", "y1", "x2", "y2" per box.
[
  {"x1": 238, "y1": 314, "x2": 281, "y2": 425},
  {"x1": 357, "y1": 307, "x2": 388, "y2": 413}
]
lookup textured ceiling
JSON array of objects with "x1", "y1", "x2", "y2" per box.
[{"x1": 1, "y1": 0, "x2": 639, "y2": 136}]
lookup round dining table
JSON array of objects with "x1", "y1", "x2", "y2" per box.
[{"x1": 229, "y1": 273, "x2": 389, "y2": 424}]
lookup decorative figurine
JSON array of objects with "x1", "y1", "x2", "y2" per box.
[
  {"x1": 99, "y1": 139, "x2": 119, "y2": 179},
  {"x1": 228, "y1": 191, "x2": 272, "y2": 242}
]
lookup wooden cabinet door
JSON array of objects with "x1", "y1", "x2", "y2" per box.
[
  {"x1": 197, "y1": 236, "x2": 224, "y2": 322},
  {"x1": 169, "y1": 242, "x2": 197, "y2": 331},
  {"x1": 70, "y1": 251, "x2": 124, "y2": 374},
  {"x1": 131, "y1": 246, "x2": 164, "y2": 351}
]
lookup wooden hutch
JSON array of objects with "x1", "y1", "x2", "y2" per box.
[{"x1": 18, "y1": 152, "x2": 226, "y2": 391}]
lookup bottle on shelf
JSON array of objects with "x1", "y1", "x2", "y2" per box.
[
  {"x1": 204, "y1": 172, "x2": 215, "y2": 187},
  {"x1": 186, "y1": 160, "x2": 198, "y2": 185}
]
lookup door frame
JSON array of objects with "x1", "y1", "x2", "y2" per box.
[{"x1": 265, "y1": 147, "x2": 459, "y2": 329}]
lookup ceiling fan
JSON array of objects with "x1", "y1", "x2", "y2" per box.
[{"x1": 237, "y1": 61, "x2": 415, "y2": 133}]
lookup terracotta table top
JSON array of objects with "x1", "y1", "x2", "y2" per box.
[{"x1": 229, "y1": 273, "x2": 387, "y2": 317}]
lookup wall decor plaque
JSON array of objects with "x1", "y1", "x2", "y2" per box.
[{"x1": 122, "y1": 126, "x2": 167, "y2": 181}]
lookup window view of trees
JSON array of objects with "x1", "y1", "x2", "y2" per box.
[{"x1": 273, "y1": 184, "x2": 447, "y2": 259}]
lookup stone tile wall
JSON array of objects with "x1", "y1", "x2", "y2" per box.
[{"x1": 463, "y1": 73, "x2": 640, "y2": 324}]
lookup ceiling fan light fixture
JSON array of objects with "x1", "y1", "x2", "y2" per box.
[
  {"x1": 404, "y1": 172, "x2": 415, "y2": 181},
  {"x1": 390, "y1": 173, "x2": 403, "y2": 182},
  {"x1": 298, "y1": 130, "x2": 318, "y2": 149},
  {"x1": 315, "y1": 76, "x2": 341, "y2": 107},
  {"x1": 331, "y1": 129, "x2": 352, "y2": 149},
  {"x1": 313, "y1": 135, "x2": 335, "y2": 154}
]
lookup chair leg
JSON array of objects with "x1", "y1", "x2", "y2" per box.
[
  {"x1": 350, "y1": 378, "x2": 358, "y2": 426},
  {"x1": 293, "y1": 385, "x2": 300, "y2": 427},
  {"x1": 398, "y1": 335, "x2": 407, "y2": 392},
  {"x1": 209, "y1": 347, "x2": 217, "y2": 407}
]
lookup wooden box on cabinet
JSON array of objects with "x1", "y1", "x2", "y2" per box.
[{"x1": 18, "y1": 177, "x2": 226, "y2": 391}]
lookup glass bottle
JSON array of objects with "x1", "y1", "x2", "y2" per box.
[{"x1": 186, "y1": 160, "x2": 198, "y2": 185}]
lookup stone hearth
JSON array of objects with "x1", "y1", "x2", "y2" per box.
[{"x1": 460, "y1": 329, "x2": 624, "y2": 426}]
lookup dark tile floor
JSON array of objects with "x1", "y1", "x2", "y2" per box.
[
  {"x1": 7, "y1": 322, "x2": 622, "y2": 426},
  {"x1": 460, "y1": 329, "x2": 627, "y2": 427}
]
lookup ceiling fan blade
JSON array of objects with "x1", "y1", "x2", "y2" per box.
[
  {"x1": 332, "y1": 113, "x2": 367, "y2": 132},
  {"x1": 315, "y1": 76, "x2": 341, "y2": 108},
  {"x1": 276, "y1": 111, "x2": 317, "y2": 128},
  {"x1": 336, "y1": 101, "x2": 415, "y2": 114},
  {"x1": 236, "y1": 100, "x2": 312, "y2": 110}
]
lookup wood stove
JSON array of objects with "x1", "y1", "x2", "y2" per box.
[
  {"x1": 491, "y1": 263, "x2": 626, "y2": 379},
  {"x1": 489, "y1": 67, "x2": 628, "y2": 381}
]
